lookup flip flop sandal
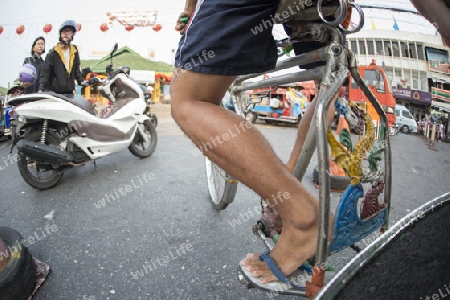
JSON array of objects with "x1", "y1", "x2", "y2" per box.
[{"x1": 237, "y1": 250, "x2": 335, "y2": 296}]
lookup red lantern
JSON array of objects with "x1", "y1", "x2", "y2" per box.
[
  {"x1": 125, "y1": 25, "x2": 134, "y2": 32},
  {"x1": 152, "y1": 23, "x2": 162, "y2": 32},
  {"x1": 0, "y1": 26, "x2": 3, "y2": 35},
  {"x1": 76, "y1": 23, "x2": 82, "y2": 32},
  {"x1": 16, "y1": 25, "x2": 25, "y2": 35},
  {"x1": 43, "y1": 23, "x2": 52, "y2": 34},
  {"x1": 100, "y1": 23, "x2": 109, "y2": 32}
]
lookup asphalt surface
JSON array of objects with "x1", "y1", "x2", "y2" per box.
[{"x1": 1, "y1": 115, "x2": 449, "y2": 300}]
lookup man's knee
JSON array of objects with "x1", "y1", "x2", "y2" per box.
[
  {"x1": 170, "y1": 91, "x2": 187, "y2": 122},
  {"x1": 170, "y1": 82, "x2": 185, "y2": 122}
]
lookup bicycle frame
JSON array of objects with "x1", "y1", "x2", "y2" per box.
[
  {"x1": 196, "y1": 1, "x2": 395, "y2": 296},
  {"x1": 231, "y1": 22, "x2": 392, "y2": 274}
]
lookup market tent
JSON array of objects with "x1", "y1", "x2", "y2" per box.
[
  {"x1": 80, "y1": 46, "x2": 173, "y2": 74},
  {"x1": 80, "y1": 46, "x2": 173, "y2": 103}
]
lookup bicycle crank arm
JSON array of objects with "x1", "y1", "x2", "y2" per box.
[{"x1": 252, "y1": 224, "x2": 274, "y2": 251}]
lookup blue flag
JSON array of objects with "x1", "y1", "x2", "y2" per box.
[{"x1": 393, "y1": 18, "x2": 400, "y2": 31}]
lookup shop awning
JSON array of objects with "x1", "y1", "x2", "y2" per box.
[
  {"x1": 427, "y1": 72, "x2": 450, "y2": 84},
  {"x1": 431, "y1": 100, "x2": 450, "y2": 113}
]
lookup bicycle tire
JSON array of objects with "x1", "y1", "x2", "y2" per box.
[
  {"x1": 231, "y1": 87, "x2": 250, "y2": 118},
  {"x1": 204, "y1": 156, "x2": 238, "y2": 210}
]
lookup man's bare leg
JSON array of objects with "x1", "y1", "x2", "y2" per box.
[
  {"x1": 287, "y1": 87, "x2": 342, "y2": 172},
  {"x1": 243, "y1": 87, "x2": 343, "y2": 281},
  {"x1": 171, "y1": 69, "x2": 321, "y2": 283}
]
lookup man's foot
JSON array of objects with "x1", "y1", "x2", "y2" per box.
[
  {"x1": 242, "y1": 222, "x2": 318, "y2": 283},
  {"x1": 241, "y1": 213, "x2": 334, "y2": 284}
]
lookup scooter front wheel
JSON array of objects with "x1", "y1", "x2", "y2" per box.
[
  {"x1": 245, "y1": 111, "x2": 257, "y2": 124},
  {"x1": 129, "y1": 120, "x2": 157, "y2": 158},
  {"x1": 17, "y1": 131, "x2": 63, "y2": 190},
  {"x1": 204, "y1": 156, "x2": 238, "y2": 210}
]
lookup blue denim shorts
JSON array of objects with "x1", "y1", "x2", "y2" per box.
[{"x1": 174, "y1": 0, "x2": 279, "y2": 76}]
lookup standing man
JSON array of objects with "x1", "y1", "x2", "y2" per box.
[
  {"x1": 38, "y1": 20, "x2": 83, "y2": 98},
  {"x1": 22, "y1": 36, "x2": 46, "y2": 94}
]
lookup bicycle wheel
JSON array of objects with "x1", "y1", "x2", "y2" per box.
[
  {"x1": 204, "y1": 156, "x2": 238, "y2": 210},
  {"x1": 231, "y1": 87, "x2": 250, "y2": 118}
]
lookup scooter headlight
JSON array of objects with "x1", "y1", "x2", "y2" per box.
[{"x1": 18, "y1": 115, "x2": 27, "y2": 123}]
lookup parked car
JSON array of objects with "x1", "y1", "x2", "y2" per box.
[{"x1": 395, "y1": 104, "x2": 418, "y2": 134}]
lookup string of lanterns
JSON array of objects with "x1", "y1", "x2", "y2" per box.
[
  {"x1": 0, "y1": 23, "x2": 80, "y2": 36},
  {"x1": 99, "y1": 22, "x2": 162, "y2": 32},
  {"x1": 0, "y1": 21, "x2": 162, "y2": 36}
]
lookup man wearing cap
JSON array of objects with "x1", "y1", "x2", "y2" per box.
[{"x1": 38, "y1": 20, "x2": 84, "y2": 98}]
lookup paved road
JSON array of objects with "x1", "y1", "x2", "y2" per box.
[{"x1": 1, "y1": 116, "x2": 449, "y2": 300}]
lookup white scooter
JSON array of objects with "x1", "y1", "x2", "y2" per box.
[{"x1": 8, "y1": 43, "x2": 157, "y2": 190}]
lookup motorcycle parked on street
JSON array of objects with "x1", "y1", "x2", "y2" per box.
[
  {"x1": 7, "y1": 43, "x2": 158, "y2": 190},
  {"x1": 0, "y1": 95, "x2": 9, "y2": 140},
  {"x1": 1, "y1": 86, "x2": 24, "y2": 140}
]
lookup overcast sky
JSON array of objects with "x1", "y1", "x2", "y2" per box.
[
  {"x1": 0, "y1": 0, "x2": 439, "y2": 88},
  {"x1": 0, "y1": 0, "x2": 185, "y2": 88}
]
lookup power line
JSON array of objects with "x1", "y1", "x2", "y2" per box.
[{"x1": 358, "y1": 4, "x2": 421, "y2": 15}]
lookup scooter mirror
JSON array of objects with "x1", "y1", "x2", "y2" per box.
[
  {"x1": 110, "y1": 43, "x2": 118, "y2": 55},
  {"x1": 109, "y1": 43, "x2": 118, "y2": 76}
]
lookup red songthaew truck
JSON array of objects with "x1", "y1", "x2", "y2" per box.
[{"x1": 345, "y1": 59, "x2": 396, "y2": 130}]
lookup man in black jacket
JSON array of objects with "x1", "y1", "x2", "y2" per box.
[{"x1": 38, "y1": 20, "x2": 83, "y2": 98}]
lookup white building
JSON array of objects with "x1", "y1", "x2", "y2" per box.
[{"x1": 346, "y1": 5, "x2": 450, "y2": 121}]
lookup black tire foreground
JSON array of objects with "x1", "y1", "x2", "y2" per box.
[
  {"x1": 316, "y1": 193, "x2": 450, "y2": 299},
  {"x1": 0, "y1": 227, "x2": 36, "y2": 300}
]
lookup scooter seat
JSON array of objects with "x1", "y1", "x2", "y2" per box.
[{"x1": 45, "y1": 92, "x2": 97, "y2": 116}]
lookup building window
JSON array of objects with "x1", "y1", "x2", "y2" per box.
[
  {"x1": 417, "y1": 44, "x2": 425, "y2": 60},
  {"x1": 400, "y1": 42, "x2": 409, "y2": 58},
  {"x1": 367, "y1": 40, "x2": 375, "y2": 55},
  {"x1": 412, "y1": 71, "x2": 419, "y2": 89},
  {"x1": 351, "y1": 40, "x2": 358, "y2": 54},
  {"x1": 421, "y1": 75, "x2": 427, "y2": 90},
  {"x1": 384, "y1": 40, "x2": 392, "y2": 56},
  {"x1": 392, "y1": 41, "x2": 400, "y2": 57},
  {"x1": 359, "y1": 40, "x2": 366, "y2": 55},
  {"x1": 376, "y1": 41, "x2": 384, "y2": 55},
  {"x1": 395, "y1": 69, "x2": 402, "y2": 82},
  {"x1": 408, "y1": 42, "x2": 417, "y2": 59}
]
